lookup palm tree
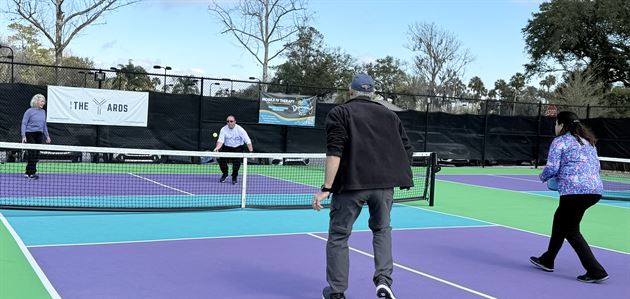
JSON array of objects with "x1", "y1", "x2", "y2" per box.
[
  {"x1": 172, "y1": 77, "x2": 200, "y2": 95},
  {"x1": 539, "y1": 74, "x2": 557, "y2": 99},
  {"x1": 509, "y1": 73, "x2": 527, "y2": 115},
  {"x1": 509, "y1": 72, "x2": 526, "y2": 101},
  {"x1": 112, "y1": 61, "x2": 154, "y2": 91},
  {"x1": 467, "y1": 76, "x2": 487, "y2": 99}
]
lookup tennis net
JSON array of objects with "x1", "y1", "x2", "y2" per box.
[
  {"x1": 600, "y1": 156, "x2": 630, "y2": 201},
  {"x1": 0, "y1": 142, "x2": 438, "y2": 211}
]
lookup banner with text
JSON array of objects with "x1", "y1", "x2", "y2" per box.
[
  {"x1": 258, "y1": 92, "x2": 316, "y2": 127},
  {"x1": 47, "y1": 86, "x2": 149, "y2": 127}
]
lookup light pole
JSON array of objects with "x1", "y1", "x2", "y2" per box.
[
  {"x1": 185, "y1": 79, "x2": 199, "y2": 94},
  {"x1": 78, "y1": 71, "x2": 94, "y2": 87},
  {"x1": 153, "y1": 65, "x2": 172, "y2": 93},
  {"x1": 209, "y1": 82, "x2": 220, "y2": 96},
  {"x1": 221, "y1": 78, "x2": 234, "y2": 96},
  {"x1": 110, "y1": 67, "x2": 122, "y2": 90},
  {"x1": 0, "y1": 44, "x2": 15, "y2": 83},
  {"x1": 249, "y1": 76, "x2": 262, "y2": 91},
  {"x1": 94, "y1": 70, "x2": 105, "y2": 89}
]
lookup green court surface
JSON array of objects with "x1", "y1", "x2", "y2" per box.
[
  {"x1": 412, "y1": 166, "x2": 630, "y2": 253},
  {"x1": 0, "y1": 221, "x2": 50, "y2": 299},
  {"x1": 1, "y1": 165, "x2": 628, "y2": 298},
  {"x1": 437, "y1": 165, "x2": 541, "y2": 175}
]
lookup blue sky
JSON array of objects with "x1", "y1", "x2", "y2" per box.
[{"x1": 1, "y1": 0, "x2": 544, "y2": 88}]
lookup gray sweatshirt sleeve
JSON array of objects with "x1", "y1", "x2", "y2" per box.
[{"x1": 21, "y1": 109, "x2": 31, "y2": 138}]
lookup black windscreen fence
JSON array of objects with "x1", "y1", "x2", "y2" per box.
[{"x1": 1, "y1": 83, "x2": 628, "y2": 164}]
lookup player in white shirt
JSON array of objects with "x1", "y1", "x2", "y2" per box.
[{"x1": 213, "y1": 115, "x2": 253, "y2": 184}]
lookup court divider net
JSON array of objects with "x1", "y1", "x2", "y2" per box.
[
  {"x1": 600, "y1": 156, "x2": 630, "y2": 201},
  {"x1": 0, "y1": 142, "x2": 438, "y2": 211}
]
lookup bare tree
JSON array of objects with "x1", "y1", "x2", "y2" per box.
[
  {"x1": 209, "y1": 0, "x2": 309, "y2": 84},
  {"x1": 406, "y1": 22, "x2": 473, "y2": 97},
  {"x1": 4, "y1": 0, "x2": 140, "y2": 66}
]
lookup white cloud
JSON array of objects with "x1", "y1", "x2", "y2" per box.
[
  {"x1": 101, "y1": 40, "x2": 117, "y2": 50},
  {"x1": 510, "y1": 0, "x2": 545, "y2": 6},
  {"x1": 189, "y1": 68, "x2": 207, "y2": 75},
  {"x1": 357, "y1": 55, "x2": 377, "y2": 65}
]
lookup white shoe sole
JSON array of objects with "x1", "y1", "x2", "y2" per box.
[
  {"x1": 530, "y1": 258, "x2": 554, "y2": 272},
  {"x1": 376, "y1": 284, "x2": 395, "y2": 299},
  {"x1": 578, "y1": 275, "x2": 609, "y2": 283}
]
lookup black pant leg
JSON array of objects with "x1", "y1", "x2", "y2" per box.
[
  {"x1": 541, "y1": 194, "x2": 606, "y2": 275},
  {"x1": 25, "y1": 132, "x2": 43, "y2": 175},
  {"x1": 218, "y1": 157, "x2": 229, "y2": 176},
  {"x1": 219, "y1": 145, "x2": 244, "y2": 177},
  {"x1": 231, "y1": 148, "x2": 242, "y2": 179},
  {"x1": 540, "y1": 202, "x2": 568, "y2": 266},
  {"x1": 564, "y1": 195, "x2": 607, "y2": 275}
]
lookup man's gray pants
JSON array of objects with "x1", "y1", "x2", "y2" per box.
[{"x1": 326, "y1": 188, "x2": 394, "y2": 293}]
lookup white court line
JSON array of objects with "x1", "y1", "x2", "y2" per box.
[
  {"x1": 128, "y1": 172, "x2": 194, "y2": 195},
  {"x1": 438, "y1": 177, "x2": 630, "y2": 210},
  {"x1": 256, "y1": 173, "x2": 320, "y2": 189},
  {"x1": 27, "y1": 224, "x2": 496, "y2": 248},
  {"x1": 306, "y1": 232, "x2": 497, "y2": 299},
  {"x1": 530, "y1": 191, "x2": 630, "y2": 210},
  {"x1": 400, "y1": 183, "x2": 630, "y2": 255},
  {"x1": 488, "y1": 175, "x2": 630, "y2": 209},
  {"x1": 436, "y1": 178, "x2": 551, "y2": 198},
  {"x1": 490, "y1": 174, "x2": 541, "y2": 183},
  {"x1": 0, "y1": 211, "x2": 61, "y2": 299}
]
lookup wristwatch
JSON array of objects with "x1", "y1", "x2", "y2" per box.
[{"x1": 321, "y1": 185, "x2": 333, "y2": 193}]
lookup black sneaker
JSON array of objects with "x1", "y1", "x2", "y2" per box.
[
  {"x1": 577, "y1": 273, "x2": 609, "y2": 283},
  {"x1": 232, "y1": 177, "x2": 237, "y2": 185},
  {"x1": 219, "y1": 175, "x2": 228, "y2": 183},
  {"x1": 322, "y1": 286, "x2": 345, "y2": 299},
  {"x1": 376, "y1": 282, "x2": 396, "y2": 299},
  {"x1": 530, "y1": 256, "x2": 554, "y2": 272}
]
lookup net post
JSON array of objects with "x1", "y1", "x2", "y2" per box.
[
  {"x1": 429, "y1": 152, "x2": 438, "y2": 206},
  {"x1": 241, "y1": 155, "x2": 248, "y2": 208}
]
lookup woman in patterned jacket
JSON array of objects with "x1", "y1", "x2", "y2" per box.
[{"x1": 529, "y1": 111, "x2": 608, "y2": 283}]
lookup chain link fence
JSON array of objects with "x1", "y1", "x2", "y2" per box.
[
  {"x1": 1, "y1": 61, "x2": 629, "y2": 164},
  {"x1": 1, "y1": 61, "x2": 628, "y2": 118}
]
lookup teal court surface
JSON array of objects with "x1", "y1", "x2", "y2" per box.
[{"x1": 1, "y1": 166, "x2": 629, "y2": 298}]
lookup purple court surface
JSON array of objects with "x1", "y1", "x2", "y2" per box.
[
  {"x1": 438, "y1": 174, "x2": 549, "y2": 191},
  {"x1": 30, "y1": 226, "x2": 629, "y2": 299},
  {"x1": 0, "y1": 173, "x2": 317, "y2": 197},
  {"x1": 438, "y1": 174, "x2": 629, "y2": 192}
]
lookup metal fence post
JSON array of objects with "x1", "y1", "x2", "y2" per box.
[
  {"x1": 198, "y1": 78, "x2": 205, "y2": 151},
  {"x1": 481, "y1": 100, "x2": 489, "y2": 167},
  {"x1": 424, "y1": 97, "x2": 429, "y2": 152},
  {"x1": 534, "y1": 101, "x2": 543, "y2": 168}
]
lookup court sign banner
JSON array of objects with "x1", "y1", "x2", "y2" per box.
[
  {"x1": 258, "y1": 92, "x2": 316, "y2": 127},
  {"x1": 47, "y1": 85, "x2": 149, "y2": 127}
]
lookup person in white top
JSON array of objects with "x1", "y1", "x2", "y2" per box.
[{"x1": 213, "y1": 115, "x2": 253, "y2": 184}]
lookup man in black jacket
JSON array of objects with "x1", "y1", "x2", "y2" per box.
[{"x1": 313, "y1": 73, "x2": 414, "y2": 299}]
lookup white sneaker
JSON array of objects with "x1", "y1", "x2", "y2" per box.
[{"x1": 376, "y1": 284, "x2": 395, "y2": 299}]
